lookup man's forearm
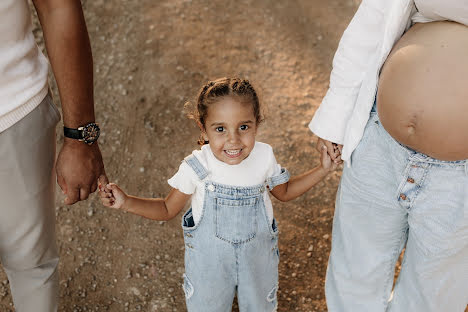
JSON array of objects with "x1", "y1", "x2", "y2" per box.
[{"x1": 33, "y1": 0, "x2": 95, "y2": 128}]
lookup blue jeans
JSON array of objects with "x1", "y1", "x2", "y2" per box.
[
  {"x1": 181, "y1": 155, "x2": 290, "y2": 312},
  {"x1": 326, "y1": 112, "x2": 468, "y2": 312}
]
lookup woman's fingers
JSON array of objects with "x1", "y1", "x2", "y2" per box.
[
  {"x1": 316, "y1": 138, "x2": 339, "y2": 160},
  {"x1": 337, "y1": 144, "x2": 343, "y2": 154}
]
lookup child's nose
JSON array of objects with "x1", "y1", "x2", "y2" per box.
[{"x1": 227, "y1": 131, "x2": 240, "y2": 143}]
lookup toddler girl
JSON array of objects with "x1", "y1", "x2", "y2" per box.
[{"x1": 99, "y1": 78, "x2": 339, "y2": 311}]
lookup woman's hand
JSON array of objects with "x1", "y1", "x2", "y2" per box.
[
  {"x1": 99, "y1": 183, "x2": 127, "y2": 209},
  {"x1": 320, "y1": 146, "x2": 341, "y2": 172},
  {"x1": 316, "y1": 137, "x2": 343, "y2": 161}
]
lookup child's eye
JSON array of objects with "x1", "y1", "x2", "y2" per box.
[
  {"x1": 215, "y1": 126, "x2": 225, "y2": 132},
  {"x1": 240, "y1": 125, "x2": 249, "y2": 131}
]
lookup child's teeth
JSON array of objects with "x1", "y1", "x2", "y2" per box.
[{"x1": 226, "y1": 150, "x2": 240, "y2": 155}]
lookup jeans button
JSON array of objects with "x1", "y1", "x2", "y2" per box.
[
  {"x1": 207, "y1": 184, "x2": 215, "y2": 192},
  {"x1": 399, "y1": 193, "x2": 407, "y2": 200},
  {"x1": 407, "y1": 177, "x2": 415, "y2": 183}
]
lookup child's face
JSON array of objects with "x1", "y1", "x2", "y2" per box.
[{"x1": 203, "y1": 97, "x2": 257, "y2": 165}]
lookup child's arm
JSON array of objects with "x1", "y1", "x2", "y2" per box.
[
  {"x1": 99, "y1": 183, "x2": 191, "y2": 221},
  {"x1": 270, "y1": 146, "x2": 340, "y2": 202}
]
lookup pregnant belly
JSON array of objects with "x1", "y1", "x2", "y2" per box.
[{"x1": 377, "y1": 21, "x2": 468, "y2": 160}]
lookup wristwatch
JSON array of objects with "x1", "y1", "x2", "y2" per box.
[{"x1": 64, "y1": 122, "x2": 100, "y2": 145}]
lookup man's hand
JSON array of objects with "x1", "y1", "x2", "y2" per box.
[
  {"x1": 56, "y1": 139, "x2": 108, "y2": 205},
  {"x1": 316, "y1": 137, "x2": 343, "y2": 162}
]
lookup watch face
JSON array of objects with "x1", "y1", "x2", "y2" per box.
[{"x1": 82, "y1": 123, "x2": 100, "y2": 144}]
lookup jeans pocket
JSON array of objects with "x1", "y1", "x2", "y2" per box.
[
  {"x1": 182, "y1": 208, "x2": 195, "y2": 230},
  {"x1": 215, "y1": 197, "x2": 258, "y2": 244}
]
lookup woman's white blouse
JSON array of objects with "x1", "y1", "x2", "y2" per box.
[
  {"x1": 309, "y1": 0, "x2": 466, "y2": 166},
  {"x1": 413, "y1": 0, "x2": 468, "y2": 25}
]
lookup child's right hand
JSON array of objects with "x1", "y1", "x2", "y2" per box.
[{"x1": 99, "y1": 183, "x2": 127, "y2": 209}]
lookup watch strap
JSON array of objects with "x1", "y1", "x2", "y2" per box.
[{"x1": 64, "y1": 127, "x2": 83, "y2": 140}]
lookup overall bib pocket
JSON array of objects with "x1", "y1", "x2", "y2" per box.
[{"x1": 215, "y1": 197, "x2": 258, "y2": 244}]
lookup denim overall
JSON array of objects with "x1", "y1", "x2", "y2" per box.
[{"x1": 181, "y1": 155, "x2": 290, "y2": 312}]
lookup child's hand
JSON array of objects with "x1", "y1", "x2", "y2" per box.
[
  {"x1": 99, "y1": 183, "x2": 127, "y2": 209},
  {"x1": 320, "y1": 146, "x2": 341, "y2": 172}
]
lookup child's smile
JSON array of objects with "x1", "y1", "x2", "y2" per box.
[
  {"x1": 224, "y1": 149, "x2": 242, "y2": 158},
  {"x1": 203, "y1": 97, "x2": 257, "y2": 165}
]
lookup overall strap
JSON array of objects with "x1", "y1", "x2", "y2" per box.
[
  {"x1": 184, "y1": 155, "x2": 209, "y2": 181},
  {"x1": 266, "y1": 167, "x2": 290, "y2": 190}
]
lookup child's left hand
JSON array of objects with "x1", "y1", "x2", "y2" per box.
[{"x1": 320, "y1": 145, "x2": 341, "y2": 172}]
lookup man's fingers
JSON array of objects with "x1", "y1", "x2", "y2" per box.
[
  {"x1": 91, "y1": 181, "x2": 98, "y2": 194},
  {"x1": 80, "y1": 188, "x2": 90, "y2": 201},
  {"x1": 64, "y1": 188, "x2": 79, "y2": 205},
  {"x1": 57, "y1": 174, "x2": 67, "y2": 194},
  {"x1": 99, "y1": 174, "x2": 109, "y2": 187},
  {"x1": 99, "y1": 174, "x2": 110, "y2": 193}
]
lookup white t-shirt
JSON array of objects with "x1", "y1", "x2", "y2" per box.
[
  {"x1": 412, "y1": 0, "x2": 468, "y2": 26},
  {"x1": 0, "y1": 0, "x2": 49, "y2": 132},
  {"x1": 168, "y1": 142, "x2": 283, "y2": 225}
]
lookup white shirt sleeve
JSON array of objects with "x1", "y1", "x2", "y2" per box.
[
  {"x1": 265, "y1": 147, "x2": 282, "y2": 179},
  {"x1": 309, "y1": 0, "x2": 387, "y2": 144},
  {"x1": 167, "y1": 161, "x2": 199, "y2": 195}
]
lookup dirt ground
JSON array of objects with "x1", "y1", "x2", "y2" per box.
[{"x1": 1, "y1": 0, "x2": 371, "y2": 311}]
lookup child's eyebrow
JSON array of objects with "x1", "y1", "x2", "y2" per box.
[
  {"x1": 209, "y1": 120, "x2": 254, "y2": 127},
  {"x1": 210, "y1": 122, "x2": 225, "y2": 127}
]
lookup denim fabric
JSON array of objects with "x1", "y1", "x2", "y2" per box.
[
  {"x1": 266, "y1": 168, "x2": 290, "y2": 190},
  {"x1": 181, "y1": 155, "x2": 283, "y2": 312},
  {"x1": 326, "y1": 112, "x2": 468, "y2": 312}
]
